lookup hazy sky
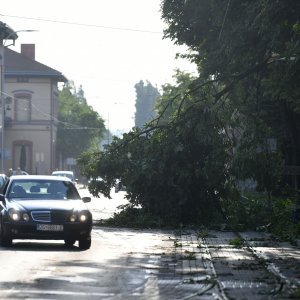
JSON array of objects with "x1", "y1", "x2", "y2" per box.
[{"x1": 1, "y1": 0, "x2": 196, "y2": 134}]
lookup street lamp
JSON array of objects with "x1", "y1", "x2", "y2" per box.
[{"x1": 0, "y1": 23, "x2": 36, "y2": 172}]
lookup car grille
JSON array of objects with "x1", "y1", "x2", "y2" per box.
[
  {"x1": 31, "y1": 211, "x2": 50, "y2": 222},
  {"x1": 31, "y1": 211, "x2": 69, "y2": 223},
  {"x1": 51, "y1": 211, "x2": 69, "y2": 222}
]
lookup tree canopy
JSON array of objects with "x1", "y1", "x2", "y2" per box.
[
  {"x1": 161, "y1": 0, "x2": 300, "y2": 193},
  {"x1": 78, "y1": 1, "x2": 300, "y2": 227}
]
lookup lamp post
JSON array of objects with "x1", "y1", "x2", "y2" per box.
[{"x1": 0, "y1": 23, "x2": 36, "y2": 172}]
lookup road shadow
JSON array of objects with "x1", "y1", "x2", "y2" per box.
[
  {"x1": 0, "y1": 228, "x2": 298, "y2": 299},
  {"x1": 0, "y1": 228, "x2": 190, "y2": 299}
]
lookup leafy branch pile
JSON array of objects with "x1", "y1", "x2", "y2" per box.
[{"x1": 78, "y1": 0, "x2": 300, "y2": 235}]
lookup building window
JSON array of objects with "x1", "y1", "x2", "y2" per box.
[
  {"x1": 15, "y1": 97, "x2": 31, "y2": 121},
  {"x1": 13, "y1": 93, "x2": 32, "y2": 122}
]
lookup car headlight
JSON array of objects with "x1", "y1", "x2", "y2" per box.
[
  {"x1": 8, "y1": 209, "x2": 30, "y2": 222},
  {"x1": 79, "y1": 213, "x2": 87, "y2": 222},
  {"x1": 70, "y1": 214, "x2": 77, "y2": 222},
  {"x1": 9, "y1": 209, "x2": 21, "y2": 221},
  {"x1": 22, "y1": 213, "x2": 30, "y2": 222},
  {"x1": 69, "y1": 213, "x2": 88, "y2": 222}
]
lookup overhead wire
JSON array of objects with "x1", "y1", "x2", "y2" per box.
[
  {"x1": 0, "y1": 12, "x2": 143, "y2": 131},
  {"x1": 0, "y1": 13, "x2": 162, "y2": 34}
]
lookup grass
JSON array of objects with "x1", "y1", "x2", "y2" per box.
[{"x1": 229, "y1": 237, "x2": 244, "y2": 248}]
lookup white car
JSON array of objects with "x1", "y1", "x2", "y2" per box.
[
  {"x1": 51, "y1": 171, "x2": 77, "y2": 185},
  {"x1": 12, "y1": 170, "x2": 29, "y2": 176}
]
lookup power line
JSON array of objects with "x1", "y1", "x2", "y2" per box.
[{"x1": 0, "y1": 13, "x2": 162, "y2": 34}]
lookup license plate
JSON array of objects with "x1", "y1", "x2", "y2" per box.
[{"x1": 37, "y1": 224, "x2": 64, "y2": 231}]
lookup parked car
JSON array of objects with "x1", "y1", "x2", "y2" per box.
[
  {"x1": 88, "y1": 176, "x2": 103, "y2": 184},
  {"x1": 51, "y1": 171, "x2": 77, "y2": 185},
  {"x1": 12, "y1": 169, "x2": 29, "y2": 176},
  {"x1": 0, "y1": 175, "x2": 92, "y2": 249}
]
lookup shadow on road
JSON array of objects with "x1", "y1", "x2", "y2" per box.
[{"x1": 0, "y1": 227, "x2": 299, "y2": 299}]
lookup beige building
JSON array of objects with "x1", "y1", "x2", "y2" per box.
[{"x1": 3, "y1": 44, "x2": 67, "y2": 174}]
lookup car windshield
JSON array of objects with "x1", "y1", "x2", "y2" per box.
[{"x1": 7, "y1": 179, "x2": 80, "y2": 200}]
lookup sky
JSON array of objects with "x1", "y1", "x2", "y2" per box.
[{"x1": 1, "y1": 0, "x2": 196, "y2": 134}]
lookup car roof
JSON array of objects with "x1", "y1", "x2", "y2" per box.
[
  {"x1": 9, "y1": 175, "x2": 72, "y2": 181},
  {"x1": 52, "y1": 171, "x2": 73, "y2": 174}
]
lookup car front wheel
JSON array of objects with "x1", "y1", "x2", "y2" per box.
[
  {"x1": 1, "y1": 237, "x2": 12, "y2": 247},
  {"x1": 78, "y1": 236, "x2": 91, "y2": 250},
  {"x1": 0, "y1": 223, "x2": 12, "y2": 247}
]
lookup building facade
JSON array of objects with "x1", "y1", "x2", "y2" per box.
[{"x1": 3, "y1": 44, "x2": 66, "y2": 174}]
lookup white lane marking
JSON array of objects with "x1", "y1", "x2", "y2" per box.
[{"x1": 32, "y1": 266, "x2": 57, "y2": 279}]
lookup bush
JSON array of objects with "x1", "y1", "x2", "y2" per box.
[
  {"x1": 223, "y1": 193, "x2": 300, "y2": 242},
  {"x1": 102, "y1": 206, "x2": 166, "y2": 229}
]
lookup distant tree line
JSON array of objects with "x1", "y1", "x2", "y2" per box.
[
  {"x1": 57, "y1": 82, "x2": 105, "y2": 169},
  {"x1": 134, "y1": 80, "x2": 160, "y2": 128}
]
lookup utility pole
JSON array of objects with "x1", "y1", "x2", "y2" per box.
[
  {"x1": 0, "y1": 23, "x2": 35, "y2": 172},
  {"x1": 0, "y1": 22, "x2": 18, "y2": 172}
]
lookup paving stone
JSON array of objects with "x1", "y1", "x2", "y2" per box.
[{"x1": 171, "y1": 229, "x2": 300, "y2": 299}]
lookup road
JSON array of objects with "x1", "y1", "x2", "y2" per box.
[
  {"x1": 0, "y1": 227, "x2": 174, "y2": 299},
  {"x1": 0, "y1": 188, "x2": 175, "y2": 299},
  {"x1": 0, "y1": 187, "x2": 299, "y2": 299}
]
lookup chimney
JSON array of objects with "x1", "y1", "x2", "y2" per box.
[{"x1": 21, "y1": 44, "x2": 35, "y2": 60}]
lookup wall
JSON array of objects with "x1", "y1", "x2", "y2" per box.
[{"x1": 3, "y1": 77, "x2": 57, "y2": 174}]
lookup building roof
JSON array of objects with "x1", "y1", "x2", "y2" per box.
[{"x1": 4, "y1": 47, "x2": 67, "y2": 82}]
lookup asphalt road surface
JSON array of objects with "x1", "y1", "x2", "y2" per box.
[{"x1": 0, "y1": 188, "x2": 299, "y2": 299}]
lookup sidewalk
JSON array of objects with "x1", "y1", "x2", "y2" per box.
[
  {"x1": 92, "y1": 226, "x2": 300, "y2": 299},
  {"x1": 161, "y1": 229, "x2": 300, "y2": 299},
  {"x1": 83, "y1": 188, "x2": 300, "y2": 299}
]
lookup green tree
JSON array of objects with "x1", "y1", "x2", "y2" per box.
[
  {"x1": 161, "y1": 0, "x2": 300, "y2": 196},
  {"x1": 78, "y1": 1, "x2": 300, "y2": 228},
  {"x1": 134, "y1": 80, "x2": 160, "y2": 128},
  {"x1": 79, "y1": 72, "x2": 232, "y2": 224},
  {"x1": 76, "y1": 85, "x2": 87, "y2": 105},
  {"x1": 57, "y1": 82, "x2": 105, "y2": 164},
  {"x1": 155, "y1": 69, "x2": 196, "y2": 124}
]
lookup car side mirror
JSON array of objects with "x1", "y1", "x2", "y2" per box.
[{"x1": 82, "y1": 196, "x2": 91, "y2": 203}]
